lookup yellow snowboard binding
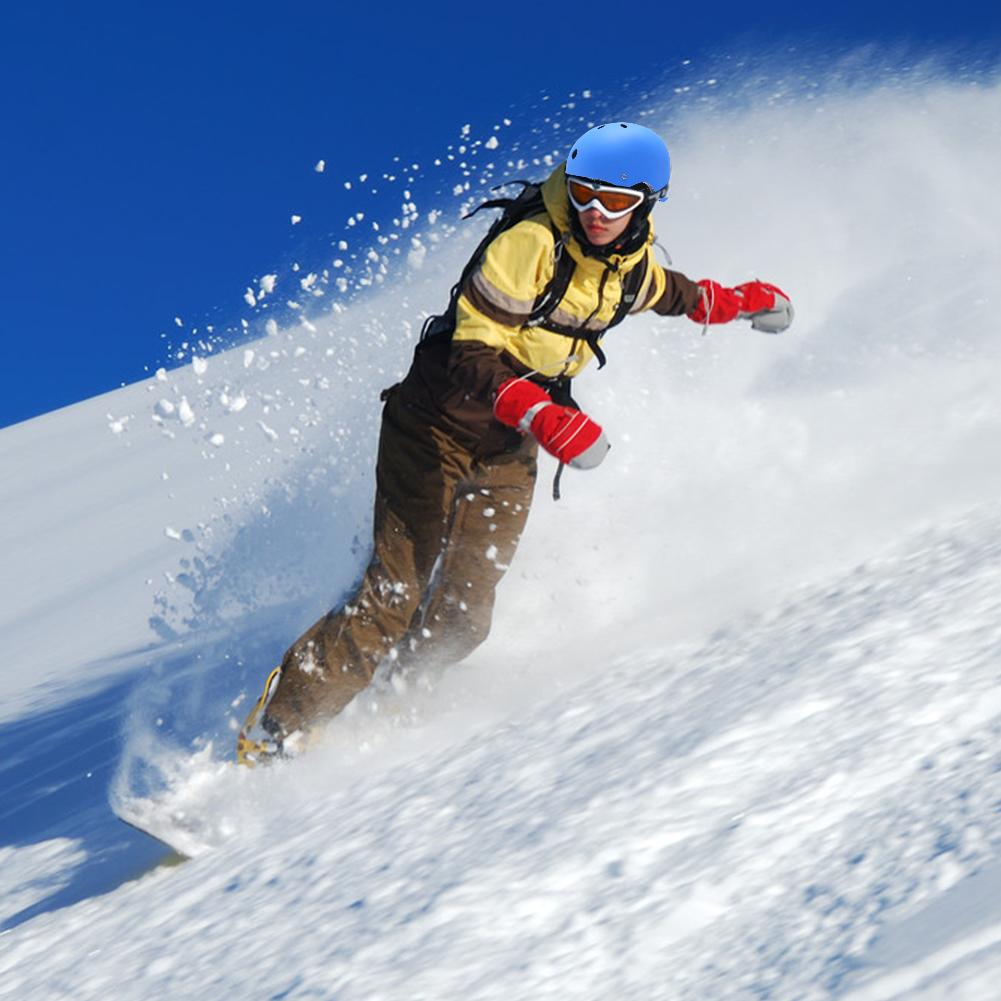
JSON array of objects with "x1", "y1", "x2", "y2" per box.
[{"x1": 236, "y1": 666, "x2": 284, "y2": 767}]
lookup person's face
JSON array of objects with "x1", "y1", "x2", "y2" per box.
[{"x1": 576, "y1": 205, "x2": 634, "y2": 246}]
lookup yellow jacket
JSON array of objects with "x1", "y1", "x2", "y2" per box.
[{"x1": 452, "y1": 163, "x2": 699, "y2": 380}]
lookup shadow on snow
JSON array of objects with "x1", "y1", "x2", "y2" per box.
[{"x1": 0, "y1": 622, "x2": 289, "y2": 931}]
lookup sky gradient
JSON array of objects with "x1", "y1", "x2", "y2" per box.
[{"x1": 1, "y1": 0, "x2": 998, "y2": 428}]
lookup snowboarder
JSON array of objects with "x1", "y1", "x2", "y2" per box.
[{"x1": 237, "y1": 122, "x2": 793, "y2": 764}]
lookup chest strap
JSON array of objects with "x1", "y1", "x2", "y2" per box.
[{"x1": 533, "y1": 253, "x2": 648, "y2": 369}]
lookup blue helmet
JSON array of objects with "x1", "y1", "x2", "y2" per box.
[{"x1": 567, "y1": 122, "x2": 671, "y2": 200}]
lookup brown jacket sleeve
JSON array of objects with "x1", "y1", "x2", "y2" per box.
[
  {"x1": 650, "y1": 267, "x2": 702, "y2": 317},
  {"x1": 446, "y1": 339, "x2": 525, "y2": 403}
]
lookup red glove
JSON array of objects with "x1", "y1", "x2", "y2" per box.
[
  {"x1": 494, "y1": 378, "x2": 609, "y2": 469},
  {"x1": 688, "y1": 279, "x2": 794, "y2": 333}
]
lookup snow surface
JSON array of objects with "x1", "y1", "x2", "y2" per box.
[{"x1": 2, "y1": 61, "x2": 1001, "y2": 999}]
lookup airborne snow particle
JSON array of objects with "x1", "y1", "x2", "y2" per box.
[
  {"x1": 177, "y1": 397, "x2": 195, "y2": 426},
  {"x1": 408, "y1": 242, "x2": 427, "y2": 269},
  {"x1": 291, "y1": 215, "x2": 302, "y2": 225},
  {"x1": 192, "y1": 356, "x2": 208, "y2": 376},
  {"x1": 314, "y1": 160, "x2": 326, "y2": 173}
]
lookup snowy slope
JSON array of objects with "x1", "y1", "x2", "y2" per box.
[
  {"x1": 2, "y1": 62, "x2": 1001, "y2": 999},
  {"x1": 3, "y1": 510, "x2": 1001, "y2": 999}
]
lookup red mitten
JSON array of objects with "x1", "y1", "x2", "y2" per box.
[
  {"x1": 734, "y1": 281, "x2": 794, "y2": 333},
  {"x1": 494, "y1": 378, "x2": 609, "y2": 469},
  {"x1": 688, "y1": 279, "x2": 743, "y2": 325},
  {"x1": 688, "y1": 279, "x2": 794, "y2": 333}
]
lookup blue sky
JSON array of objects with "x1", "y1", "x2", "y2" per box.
[{"x1": 1, "y1": 0, "x2": 998, "y2": 429}]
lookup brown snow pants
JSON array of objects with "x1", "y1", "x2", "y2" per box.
[{"x1": 263, "y1": 390, "x2": 537, "y2": 736}]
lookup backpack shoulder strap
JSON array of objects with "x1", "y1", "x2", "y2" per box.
[
  {"x1": 526, "y1": 224, "x2": 575, "y2": 326},
  {"x1": 607, "y1": 251, "x2": 649, "y2": 330}
]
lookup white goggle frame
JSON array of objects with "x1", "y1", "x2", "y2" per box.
[{"x1": 566, "y1": 176, "x2": 647, "y2": 220}]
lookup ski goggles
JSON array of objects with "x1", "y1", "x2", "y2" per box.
[{"x1": 566, "y1": 176, "x2": 647, "y2": 219}]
